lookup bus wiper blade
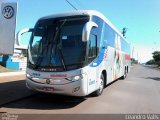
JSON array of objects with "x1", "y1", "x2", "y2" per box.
[
  {"x1": 34, "y1": 39, "x2": 47, "y2": 67},
  {"x1": 48, "y1": 19, "x2": 67, "y2": 67},
  {"x1": 34, "y1": 42, "x2": 44, "y2": 67},
  {"x1": 34, "y1": 56, "x2": 44, "y2": 68},
  {"x1": 58, "y1": 48, "x2": 66, "y2": 71}
]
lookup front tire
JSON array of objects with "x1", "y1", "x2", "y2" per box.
[{"x1": 93, "y1": 74, "x2": 104, "y2": 96}]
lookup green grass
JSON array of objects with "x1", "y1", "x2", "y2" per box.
[{"x1": 0, "y1": 65, "x2": 18, "y2": 73}]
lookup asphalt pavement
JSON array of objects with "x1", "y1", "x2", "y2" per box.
[{"x1": 0, "y1": 65, "x2": 160, "y2": 120}]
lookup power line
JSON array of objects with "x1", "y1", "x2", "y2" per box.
[
  {"x1": 74, "y1": 0, "x2": 81, "y2": 9},
  {"x1": 65, "y1": 0, "x2": 78, "y2": 10},
  {"x1": 75, "y1": 0, "x2": 87, "y2": 9}
]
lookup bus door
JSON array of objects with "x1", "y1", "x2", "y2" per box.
[{"x1": 87, "y1": 29, "x2": 98, "y2": 93}]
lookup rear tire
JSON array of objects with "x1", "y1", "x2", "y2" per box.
[
  {"x1": 121, "y1": 68, "x2": 127, "y2": 79},
  {"x1": 93, "y1": 74, "x2": 104, "y2": 96}
]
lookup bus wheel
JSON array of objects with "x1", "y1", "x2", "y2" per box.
[
  {"x1": 121, "y1": 68, "x2": 127, "y2": 79},
  {"x1": 93, "y1": 74, "x2": 104, "y2": 96}
]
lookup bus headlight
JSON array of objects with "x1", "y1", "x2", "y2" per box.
[
  {"x1": 26, "y1": 73, "x2": 32, "y2": 79},
  {"x1": 65, "y1": 75, "x2": 83, "y2": 82},
  {"x1": 26, "y1": 73, "x2": 41, "y2": 81},
  {"x1": 72, "y1": 75, "x2": 83, "y2": 81}
]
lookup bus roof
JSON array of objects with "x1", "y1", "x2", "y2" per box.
[{"x1": 40, "y1": 10, "x2": 130, "y2": 44}]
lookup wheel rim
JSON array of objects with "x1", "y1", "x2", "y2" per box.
[
  {"x1": 99, "y1": 76, "x2": 104, "y2": 93},
  {"x1": 124, "y1": 69, "x2": 127, "y2": 78}
]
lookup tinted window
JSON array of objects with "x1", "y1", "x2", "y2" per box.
[
  {"x1": 92, "y1": 16, "x2": 104, "y2": 48},
  {"x1": 28, "y1": 16, "x2": 88, "y2": 71},
  {"x1": 88, "y1": 34, "x2": 97, "y2": 58},
  {"x1": 102, "y1": 23, "x2": 115, "y2": 48},
  {"x1": 121, "y1": 38, "x2": 130, "y2": 54}
]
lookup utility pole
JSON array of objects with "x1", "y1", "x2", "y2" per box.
[
  {"x1": 132, "y1": 46, "x2": 134, "y2": 59},
  {"x1": 122, "y1": 27, "x2": 127, "y2": 38},
  {"x1": 159, "y1": 31, "x2": 160, "y2": 50},
  {"x1": 137, "y1": 52, "x2": 139, "y2": 63}
]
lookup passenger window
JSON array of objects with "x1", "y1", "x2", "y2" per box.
[{"x1": 88, "y1": 34, "x2": 97, "y2": 58}]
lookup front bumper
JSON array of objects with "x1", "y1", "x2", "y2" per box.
[{"x1": 26, "y1": 78, "x2": 87, "y2": 96}]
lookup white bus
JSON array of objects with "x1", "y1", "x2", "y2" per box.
[{"x1": 25, "y1": 10, "x2": 131, "y2": 96}]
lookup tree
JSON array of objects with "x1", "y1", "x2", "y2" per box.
[
  {"x1": 152, "y1": 51, "x2": 160, "y2": 66},
  {"x1": 131, "y1": 58, "x2": 138, "y2": 64},
  {"x1": 146, "y1": 59, "x2": 155, "y2": 65}
]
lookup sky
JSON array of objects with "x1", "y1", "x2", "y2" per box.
[{"x1": 5, "y1": 0, "x2": 160, "y2": 63}]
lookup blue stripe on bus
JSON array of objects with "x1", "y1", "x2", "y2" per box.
[{"x1": 89, "y1": 48, "x2": 105, "y2": 67}]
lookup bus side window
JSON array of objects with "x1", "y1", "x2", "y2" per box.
[
  {"x1": 103, "y1": 23, "x2": 115, "y2": 48},
  {"x1": 88, "y1": 34, "x2": 97, "y2": 59}
]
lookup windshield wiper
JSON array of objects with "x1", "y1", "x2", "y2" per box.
[
  {"x1": 53, "y1": 19, "x2": 67, "y2": 54},
  {"x1": 50, "y1": 19, "x2": 67, "y2": 70},
  {"x1": 57, "y1": 47, "x2": 66, "y2": 70},
  {"x1": 34, "y1": 39, "x2": 45, "y2": 68},
  {"x1": 34, "y1": 19, "x2": 67, "y2": 68}
]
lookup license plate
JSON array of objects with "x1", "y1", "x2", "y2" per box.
[{"x1": 43, "y1": 87, "x2": 54, "y2": 92}]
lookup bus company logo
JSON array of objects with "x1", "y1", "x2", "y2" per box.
[
  {"x1": 32, "y1": 73, "x2": 40, "y2": 77},
  {"x1": 46, "y1": 79, "x2": 51, "y2": 84},
  {"x1": 50, "y1": 74, "x2": 67, "y2": 78},
  {"x1": 89, "y1": 79, "x2": 95, "y2": 85},
  {"x1": 2, "y1": 6, "x2": 14, "y2": 19},
  {"x1": 41, "y1": 68, "x2": 57, "y2": 71}
]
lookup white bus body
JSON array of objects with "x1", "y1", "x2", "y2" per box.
[{"x1": 25, "y1": 10, "x2": 131, "y2": 96}]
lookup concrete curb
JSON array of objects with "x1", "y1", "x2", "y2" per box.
[{"x1": 0, "y1": 71, "x2": 26, "y2": 77}]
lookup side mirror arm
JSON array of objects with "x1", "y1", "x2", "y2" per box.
[
  {"x1": 16, "y1": 28, "x2": 33, "y2": 46},
  {"x1": 15, "y1": 28, "x2": 33, "y2": 49},
  {"x1": 82, "y1": 21, "x2": 98, "y2": 42}
]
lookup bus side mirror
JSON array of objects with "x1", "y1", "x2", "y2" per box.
[
  {"x1": 82, "y1": 21, "x2": 98, "y2": 42},
  {"x1": 15, "y1": 28, "x2": 33, "y2": 49}
]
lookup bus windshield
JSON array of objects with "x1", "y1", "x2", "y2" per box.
[{"x1": 28, "y1": 16, "x2": 88, "y2": 71}]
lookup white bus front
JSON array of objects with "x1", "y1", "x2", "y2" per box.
[{"x1": 26, "y1": 15, "x2": 100, "y2": 96}]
